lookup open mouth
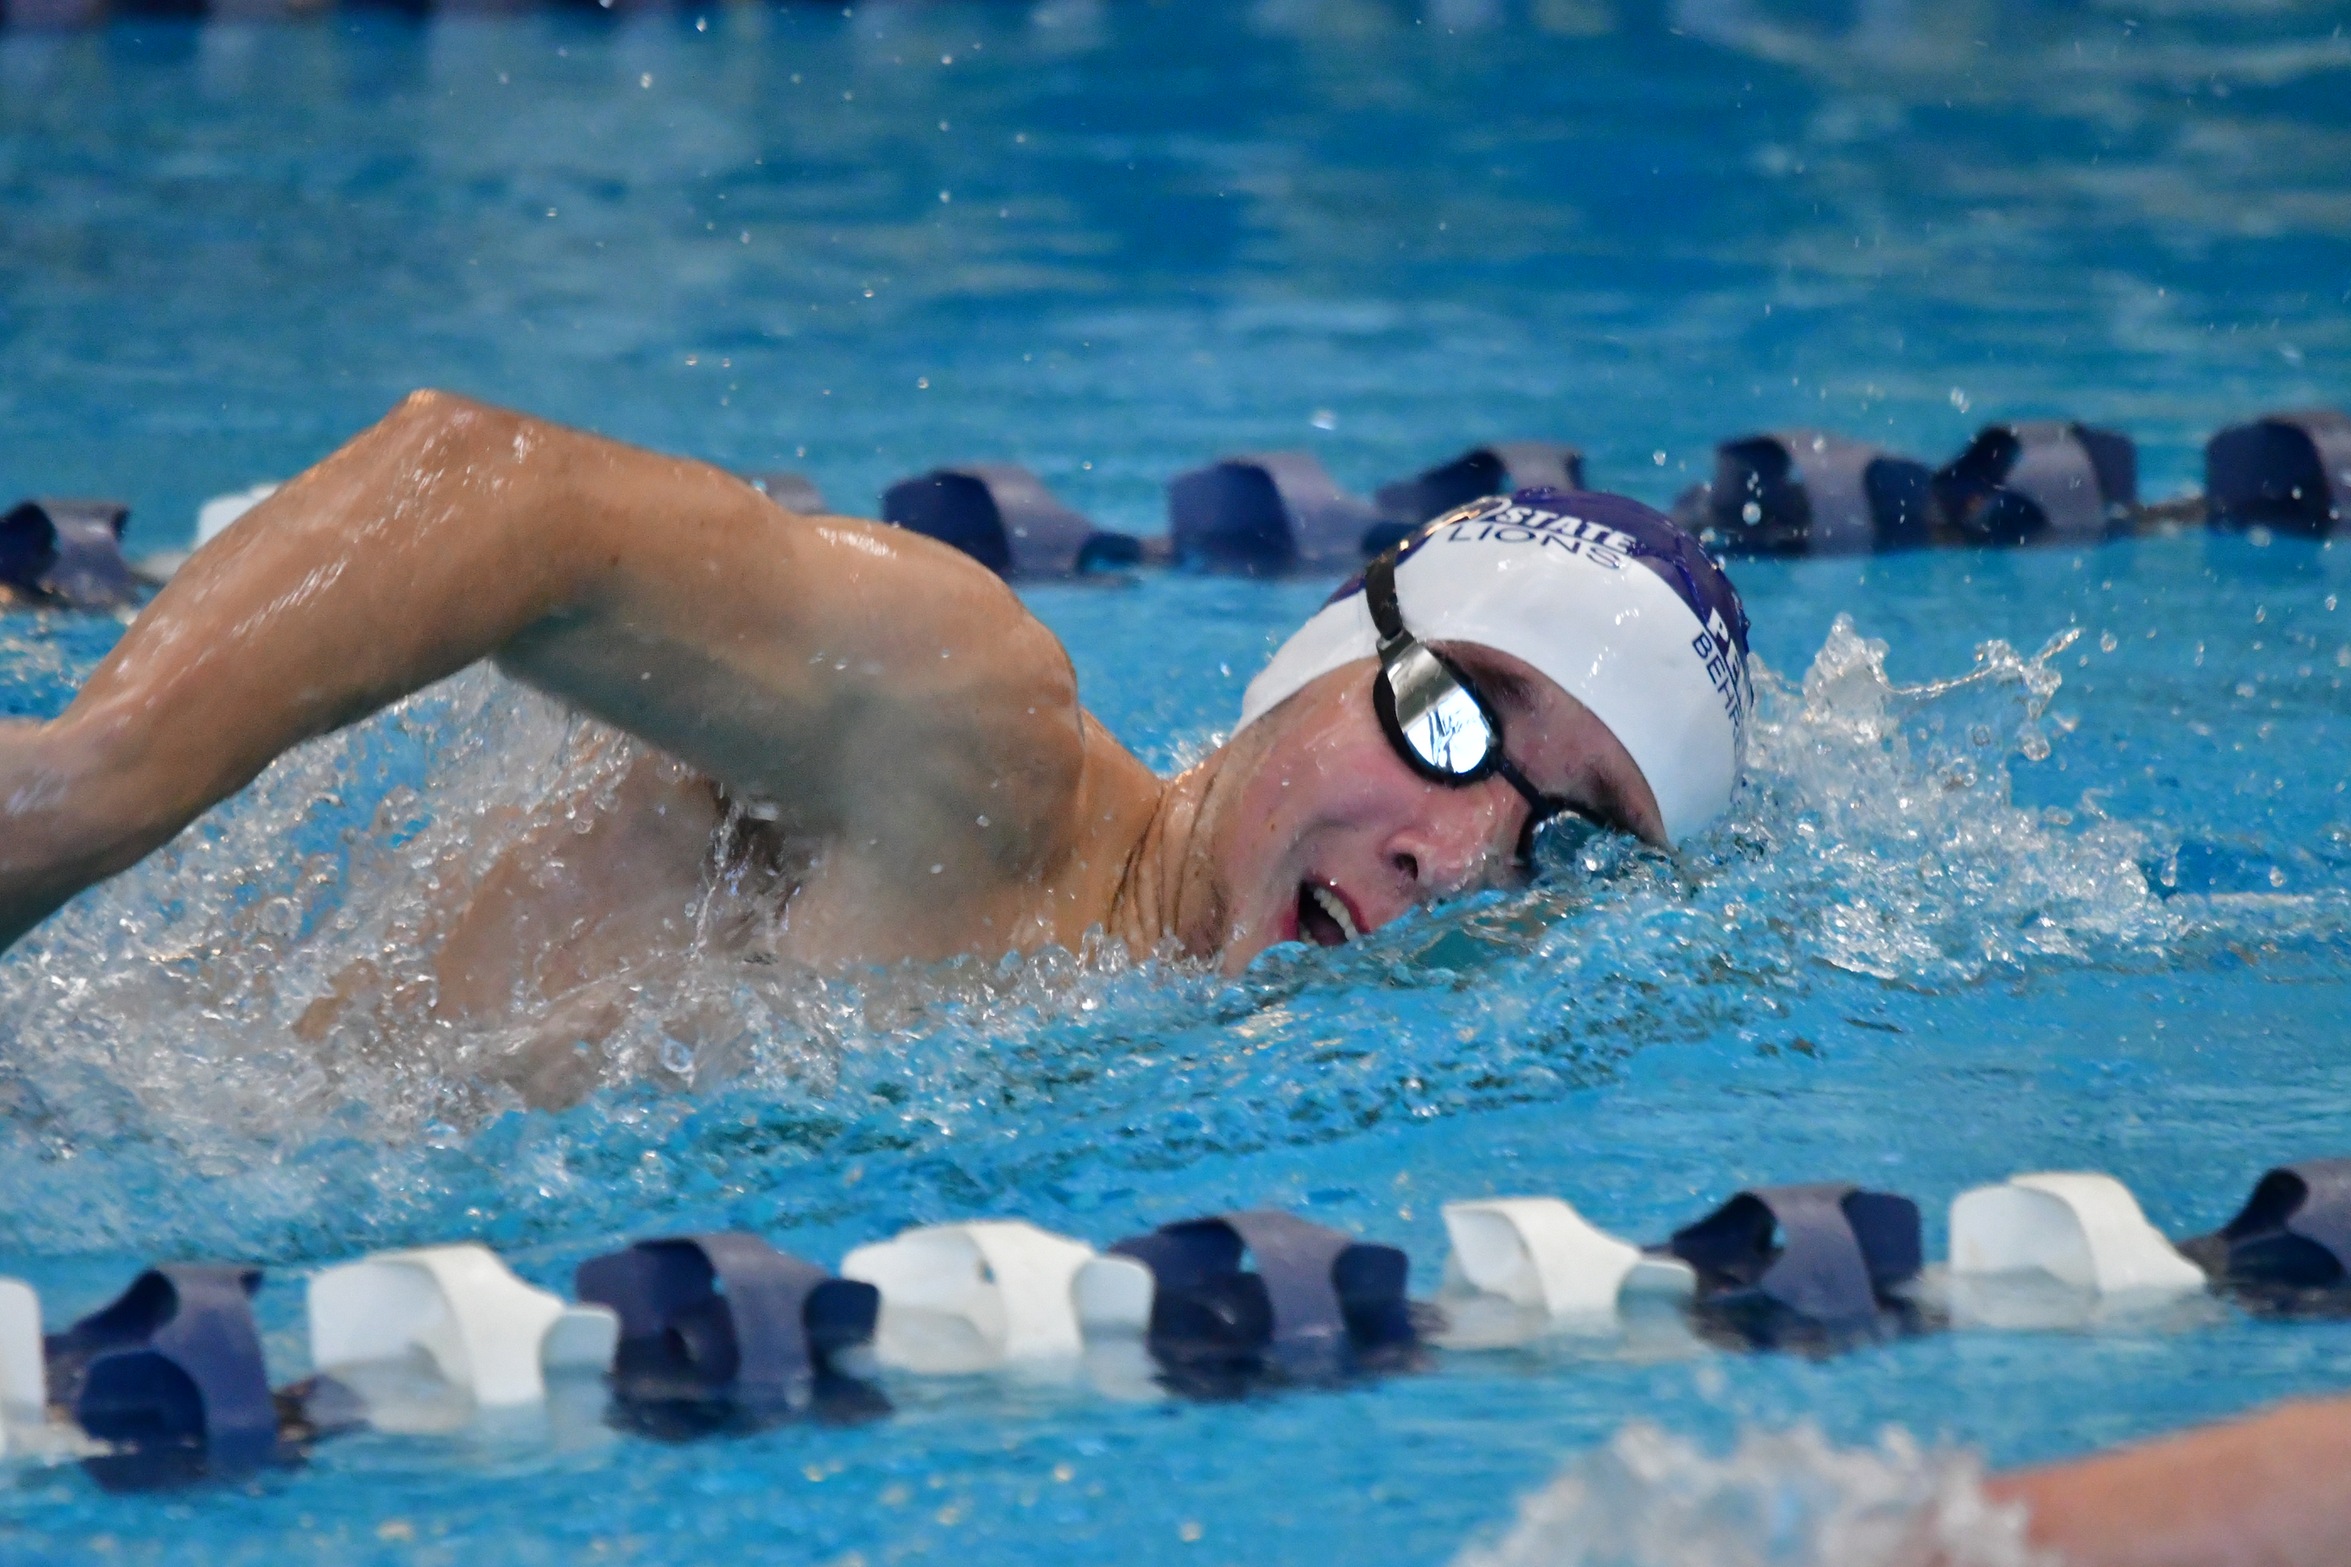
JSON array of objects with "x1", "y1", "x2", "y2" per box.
[{"x1": 1296, "y1": 879, "x2": 1362, "y2": 947}]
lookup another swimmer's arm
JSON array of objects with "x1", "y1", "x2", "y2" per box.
[
  {"x1": 1979, "y1": 1395, "x2": 2351, "y2": 1566},
  {"x1": 0, "y1": 390, "x2": 1078, "y2": 947}
]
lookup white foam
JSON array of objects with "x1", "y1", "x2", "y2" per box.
[
  {"x1": 1736, "y1": 615, "x2": 2169, "y2": 985},
  {"x1": 1453, "y1": 1422, "x2": 2044, "y2": 1567}
]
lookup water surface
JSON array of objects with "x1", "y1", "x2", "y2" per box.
[{"x1": 3, "y1": 2, "x2": 2351, "y2": 1562}]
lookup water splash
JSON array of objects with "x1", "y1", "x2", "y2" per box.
[
  {"x1": 1726, "y1": 615, "x2": 2166, "y2": 983},
  {"x1": 0, "y1": 617, "x2": 2335, "y2": 1255},
  {"x1": 1452, "y1": 1422, "x2": 2044, "y2": 1567}
]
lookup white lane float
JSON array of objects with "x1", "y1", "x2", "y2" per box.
[
  {"x1": 840, "y1": 1220, "x2": 1153, "y2": 1375},
  {"x1": 1946, "y1": 1172, "x2": 2208, "y2": 1329},
  {"x1": 195, "y1": 481, "x2": 281, "y2": 546},
  {"x1": 308, "y1": 1243, "x2": 619, "y2": 1425},
  {"x1": 1435, "y1": 1197, "x2": 1695, "y2": 1347},
  {"x1": 0, "y1": 1277, "x2": 43, "y2": 1454}
]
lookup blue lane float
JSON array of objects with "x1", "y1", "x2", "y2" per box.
[
  {"x1": 27, "y1": 403, "x2": 2351, "y2": 616},
  {"x1": 1108, "y1": 1209, "x2": 1417, "y2": 1381},
  {"x1": 1167, "y1": 452, "x2": 1381, "y2": 573},
  {"x1": 15, "y1": 1157, "x2": 2351, "y2": 1480},
  {"x1": 1367, "y1": 442, "x2": 1586, "y2": 553},
  {"x1": 2182, "y1": 1159, "x2": 2351, "y2": 1310},
  {"x1": 1672, "y1": 430, "x2": 1936, "y2": 557},
  {"x1": 1932, "y1": 420, "x2": 2138, "y2": 546},
  {"x1": 1665, "y1": 1183, "x2": 1924, "y2": 1350},
  {"x1": 0, "y1": 499, "x2": 144, "y2": 610},
  {"x1": 883, "y1": 463, "x2": 1141, "y2": 578},
  {"x1": 2205, "y1": 409, "x2": 2351, "y2": 537},
  {"x1": 577, "y1": 1233, "x2": 879, "y2": 1412},
  {"x1": 43, "y1": 1265, "x2": 281, "y2": 1484}
]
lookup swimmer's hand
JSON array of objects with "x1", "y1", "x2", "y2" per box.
[
  {"x1": 1981, "y1": 1394, "x2": 2351, "y2": 1567},
  {"x1": 0, "y1": 717, "x2": 116, "y2": 944},
  {"x1": 0, "y1": 391, "x2": 1128, "y2": 955}
]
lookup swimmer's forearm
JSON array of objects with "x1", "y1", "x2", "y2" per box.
[
  {"x1": 0, "y1": 391, "x2": 602, "y2": 941},
  {"x1": 1985, "y1": 1395, "x2": 2351, "y2": 1566},
  {"x1": 0, "y1": 390, "x2": 1071, "y2": 945}
]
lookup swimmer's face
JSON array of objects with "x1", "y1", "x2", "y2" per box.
[{"x1": 1205, "y1": 646, "x2": 1665, "y2": 971}]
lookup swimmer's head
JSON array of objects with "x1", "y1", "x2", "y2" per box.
[{"x1": 1194, "y1": 489, "x2": 1752, "y2": 968}]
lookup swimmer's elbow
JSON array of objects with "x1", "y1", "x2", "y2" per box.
[
  {"x1": 378, "y1": 387, "x2": 465, "y2": 442},
  {"x1": 376, "y1": 387, "x2": 531, "y2": 459},
  {"x1": 373, "y1": 392, "x2": 571, "y2": 530}
]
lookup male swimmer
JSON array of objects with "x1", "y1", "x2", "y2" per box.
[
  {"x1": 13, "y1": 400, "x2": 2351, "y2": 1562},
  {"x1": 0, "y1": 392, "x2": 1751, "y2": 1023}
]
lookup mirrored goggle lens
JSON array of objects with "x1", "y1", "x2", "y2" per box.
[{"x1": 1387, "y1": 646, "x2": 1498, "y2": 778}]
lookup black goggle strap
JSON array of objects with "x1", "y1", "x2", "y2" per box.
[
  {"x1": 1363, "y1": 550, "x2": 1410, "y2": 655},
  {"x1": 1493, "y1": 754, "x2": 1583, "y2": 866}
]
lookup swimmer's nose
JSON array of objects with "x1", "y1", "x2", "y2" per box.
[{"x1": 1383, "y1": 795, "x2": 1512, "y2": 900}]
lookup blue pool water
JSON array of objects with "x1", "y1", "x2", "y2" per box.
[{"x1": 4, "y1": 1, "x2": 2351, "y2": 1561}]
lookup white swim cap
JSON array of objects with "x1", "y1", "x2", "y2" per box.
[{"x1": 1236, "y1": 489, "x2": 1753, "y2": 844}]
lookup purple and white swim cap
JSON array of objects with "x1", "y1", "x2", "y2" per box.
[{"x1": 1236, "y1": 489, "x2": 1754, "y2": 844}]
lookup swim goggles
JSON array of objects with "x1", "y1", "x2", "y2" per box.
[{"x1": 1363, "y1": 549, "x2": 1592, "y2": 866}]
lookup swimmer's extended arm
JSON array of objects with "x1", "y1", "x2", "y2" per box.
[
  {"x1": 1982, "y1": 1394, "x2": 2351, "y2": 1566},
  {"x1": 0, "y1": 390, "x2": 1107, "y2": 949}
]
